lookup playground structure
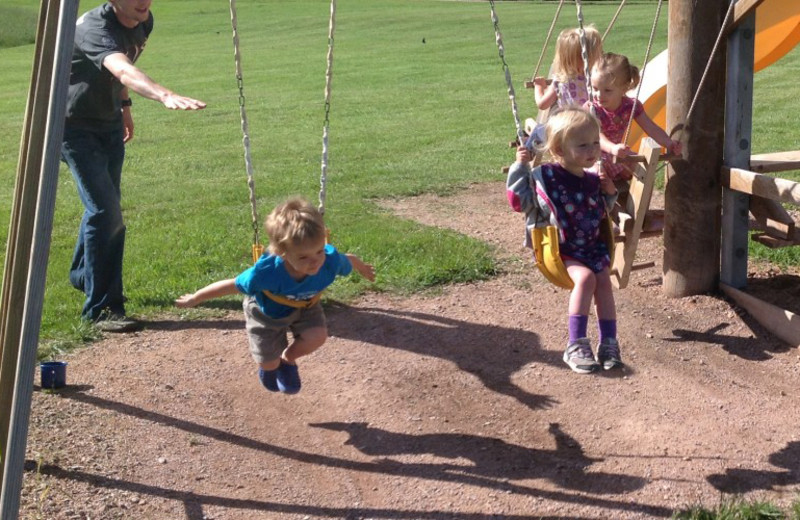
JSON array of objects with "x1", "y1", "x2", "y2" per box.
[
  {"x1": 500, "y1": 0, "x2": 800, "y2": 339},
  {"x1": 2, "y1": 1, "x2": 800, "y2": 518}
]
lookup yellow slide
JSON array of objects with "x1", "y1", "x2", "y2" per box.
[{"x1": 627, "y1": 0, "x2": 800, "y2": 152}]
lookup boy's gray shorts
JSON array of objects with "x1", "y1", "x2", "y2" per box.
[{"x1": 242, "y1": 296, "x2": 326, "y2": 364}]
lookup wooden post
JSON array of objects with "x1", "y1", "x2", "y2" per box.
[{"x1": 663, "y1": 0, "x2": 728, "y2": 296}]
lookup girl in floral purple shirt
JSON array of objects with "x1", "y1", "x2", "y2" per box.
[
  {"x1": 527, "y1": 26, "x2": 603, "y2": 148},
  {"x1": 507, "y1": 108, "x2": 622, "y2": 375}
]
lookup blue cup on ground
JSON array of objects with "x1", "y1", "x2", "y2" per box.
[{"x1": 40, "y1": 361, "x2": 67, "y2": 389}]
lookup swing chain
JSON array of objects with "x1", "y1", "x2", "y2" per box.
[
  {"x1": 229, "y1": 0, "x2": 261, "y2": 247},
  {"x1": 575, "y1": 0, "x2": 594, "y2": 115},
  {"x1": 489, "y1": 0, "x2": 526, "y2": 146},
  {"x1": 320, "y1": 0, "x2": 336, "y2": 216}
]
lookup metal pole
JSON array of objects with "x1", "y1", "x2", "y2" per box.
[
  {"x1": 720, "y1": 14, "x2": 756, "y2": 288},
  {"x1": 0, "y1": 0, "x2": 59, "y2": 474},
  {"x1": 0, "y1": 0, "x2": 79, "y2": 517}
]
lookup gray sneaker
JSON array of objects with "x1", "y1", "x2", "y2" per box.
[
  {"x1": 563, "y1": 338, "x2": 599, "y2": 374},
  {"x1": 596, "y1": 337, "x2": 623, "y2": 370},
  {"x1": 95, "y1": 314, "x2": 143, "y2": 333}
]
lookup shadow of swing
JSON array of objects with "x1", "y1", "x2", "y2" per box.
[
  {"x1": 310, "y1": 421, "x2": 647, "y2": 495},
  {"x1": 665, "y1": 320, "x2": 791, "y2": 362},
  {"x1": 706, "y1": 441, "x2": 800, "y2": 494},
  {"x1": 33, "y1": 387, "x2": 670, "y2": 518}
]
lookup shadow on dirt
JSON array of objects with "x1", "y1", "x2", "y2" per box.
[
  {"x1": 311, "y1": 421, "x2": 646, "y2": 495},
  {"x1": 665, "y1": 320, "x2": 790, "y2": 361},
  {"x1": 707, "y1": 441, "x2": 800, "y2": 494},
  {"x1": 30, "y1": 387, "x2": 670, "y2": 519},
  {"x1": 326, "y1": 304, "x2": 562, "y2": 410},
  {"x1": 138, "y1": 317, "x2": 245, "y2": 332}
]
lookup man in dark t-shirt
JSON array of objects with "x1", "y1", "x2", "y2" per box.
[{"x1": 62, "y1": 0, "x2": 205, "y2": 332}]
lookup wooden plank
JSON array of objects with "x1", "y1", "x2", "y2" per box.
[
  {"x1": 730, "y1": 0, "x2": 767, "y2": 33},
  {"x1": 724, "y1": 167, "x2": 800, "y2": 206},
  {"x1": 523, "y1": 79, "x2": 552, "y2": 89},
  {"x1": 751, "y1": 232, "x2": 799, "y2": 249},
  {"x1": 610, "y1": 138, "x2": 661, "y2": 289},
  {"x1": 749, "y1": 196, "x2": 795, "y2": 240},
  {"x1": 750, "y1": 150, "x2": 800, "y2": 173},
  {"x1": 630, "y1": 261, "x2": 656, "y2": 272},
  {"x1": 720, "y1": 283, "x2": 800, "y2": 347}
]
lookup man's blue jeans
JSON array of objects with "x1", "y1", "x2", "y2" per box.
[{"x1": 61, "y1": 125, "x2": 126, "y2": 321}]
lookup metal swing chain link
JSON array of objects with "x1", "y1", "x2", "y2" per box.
[
  {"x1": 576, "y1": 0, "x2": 602, "y2": 173},
  {"x1": 229, "y1": 0, "x2": 260, "y2": 247},
  {"x1": 575, "y1": 0, "x2": 593, "y2": 105},
  {"x1": 489, "y1": 0, "x2": 526, "y2": 147},
  {"x1": 320, "y1": 0, "x2": 336, "y2": 216}
]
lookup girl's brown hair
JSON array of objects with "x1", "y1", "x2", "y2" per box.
[{"x1": 592, "y1": 52, "x2": 640, "y2": 90}]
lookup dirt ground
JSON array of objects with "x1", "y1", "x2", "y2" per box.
[{"x1": 18, "y1": 182, "x2": 800, "y2": 519}]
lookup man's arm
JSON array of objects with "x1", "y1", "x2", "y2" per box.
[{"x1": 103, "y1": 52, "x2": 206, "y2": 110}]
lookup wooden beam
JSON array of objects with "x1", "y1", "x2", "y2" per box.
[
  {"x1": 750, "y1": 150, "x2": 800, "y2": 173},
  {"x1": 749, "y1": 195, "x2": 795, "y2": 240},
  {"x1": 724, "y1": 167, "x2": 800, "y2": 206},
  {"x1": 523, "y1": 79, "x2": 552, "y2": 89},
  {"x1": 720, "y1": 283, "x2": 800, "y2": 347},
  {"x1": 610, "y1": 139, "x2": 661, "y2": 289},
  {"x1": 730, "y1": 0, "x2": 768, "y2": 33},
  {"x1": 751, "y1": 232, "x2": 800, "y2": 249}
]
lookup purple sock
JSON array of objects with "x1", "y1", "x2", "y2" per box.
[
  {"x1": 598, "y1": 319, "x2": 617, "y2": 342},
  {"x1": 568, "y1": 315, "x2": 588, "y2": 342}
]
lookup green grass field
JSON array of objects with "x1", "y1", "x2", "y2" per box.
[{"x1": 0, "y1": 0, "x2": 798, "y2": 351}]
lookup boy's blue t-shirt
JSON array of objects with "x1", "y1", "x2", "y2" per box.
[{"x1": 235, "y1": 244, "x2": 353, "y2": 318}]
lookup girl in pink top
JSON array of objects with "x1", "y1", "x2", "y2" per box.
[{"x1": 586, "y1": 53, "x2": 681, "y2": 183}]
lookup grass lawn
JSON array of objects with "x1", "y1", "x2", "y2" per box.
[{"x1": 0, "y1": 0, "x2": 798, "y2": 351}]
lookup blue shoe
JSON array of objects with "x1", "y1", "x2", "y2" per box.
[
  {"x1": 276, "y1": 361, "x2": 301, "y2": 394},
  {"x1": 258, "y1": 368, "x2": 279, "y2": 392}
]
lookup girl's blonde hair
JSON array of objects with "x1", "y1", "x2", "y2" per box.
[
  {"x1": 552, "y1": 25, "x2": 602, "y2": 80},
  {"x1": 544, "y1": 107, "x2": 600, "y2": 160},
  {"x1": 592, "y1": 52, "x2": 641, "y2": 91},
  {"x1": 265, "y1": 197, "x2": 326, "y2": 255}
]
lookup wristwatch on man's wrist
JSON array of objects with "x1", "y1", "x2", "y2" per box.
[{"x1": 121, "y1": 98, "x2": 133, "y2": 108}]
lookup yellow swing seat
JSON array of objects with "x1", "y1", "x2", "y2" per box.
[{"x1": 532, "y1": 217, "x2": 616, "y2": 291}]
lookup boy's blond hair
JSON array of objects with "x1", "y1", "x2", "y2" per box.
[
  {"x1": 592, "y1": 52, "x2": 641, "y2": 91},
  {"x1": 265, "y1": 197, "x2": 326, "y2": 255},
  {"x1": 552, "y1": 25, "x2": 603, "y2": 80},
  {"x1": 544, "y1": 107, "x2": 600, "y2": 160}
]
